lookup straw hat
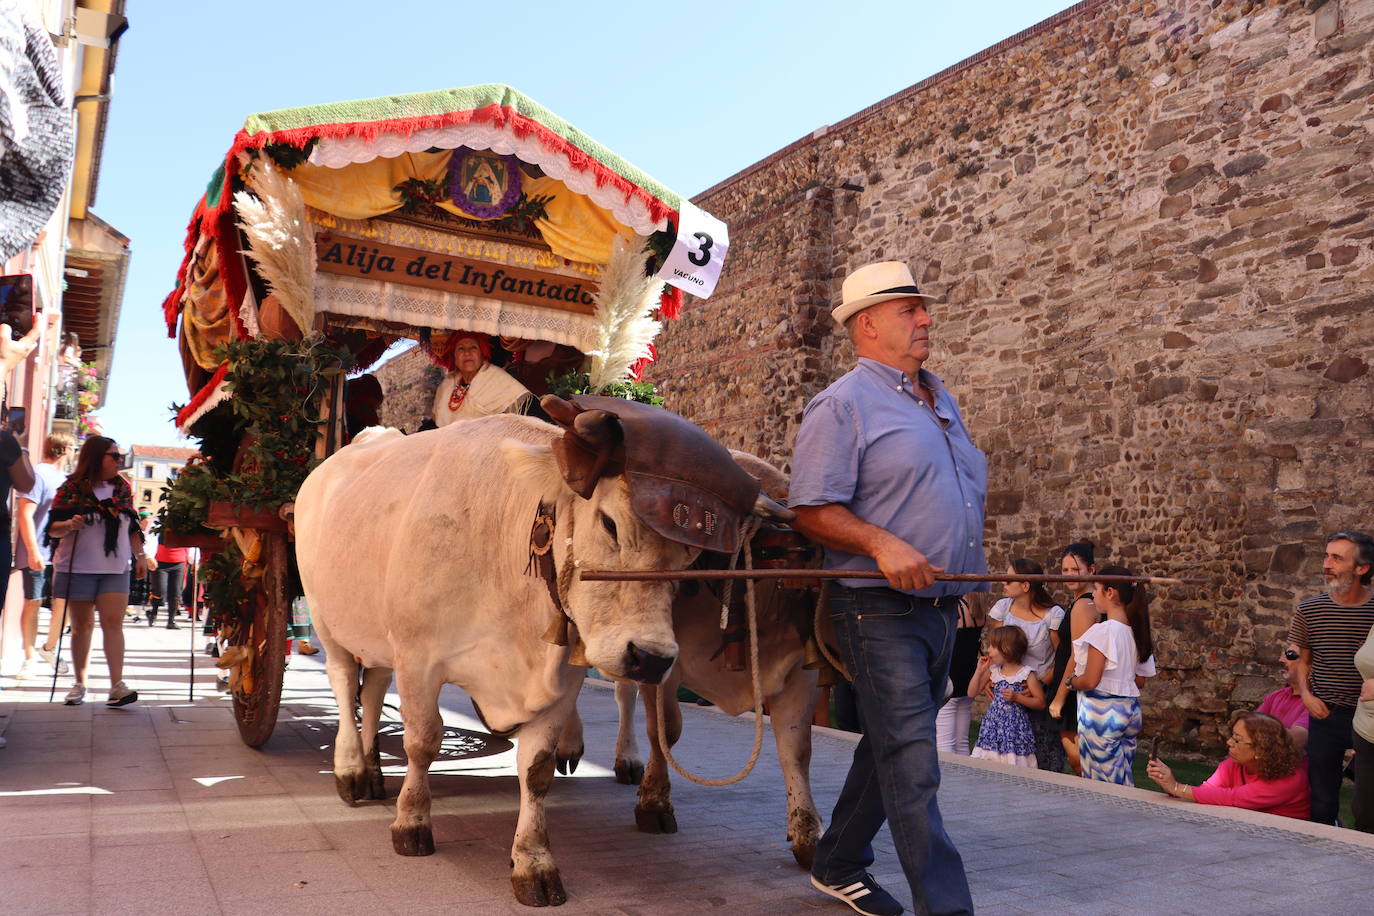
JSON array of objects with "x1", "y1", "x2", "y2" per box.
[{"x1": 832, "y1": 261, "x2": 935, "y2": 324}]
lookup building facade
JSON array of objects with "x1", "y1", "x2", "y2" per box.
[
  {"x1": 128, "y1": 445, "x2": 196, "y2": 517},
  {"x1": 1, "y1": 0, "x2": 130, "y2": 674}
]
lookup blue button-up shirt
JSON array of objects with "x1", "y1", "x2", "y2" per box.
[{"x1": 789, "y1": 358, "x2": 988, "y2": 596}]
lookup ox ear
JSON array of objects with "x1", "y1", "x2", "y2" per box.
[{"x1": 500, "y1": 439, "x2": 570, "y2": 505}]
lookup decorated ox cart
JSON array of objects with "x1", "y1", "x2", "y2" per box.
[{"x1": 158, "y1": 84, "x2": 731, "y2": 748}]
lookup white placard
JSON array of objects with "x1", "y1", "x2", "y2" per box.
[{"x1": 656, "y1": 200, "x2": 729, "y2": 299}]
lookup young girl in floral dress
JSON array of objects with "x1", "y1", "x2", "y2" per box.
[{"x1": 969, "y1": 626, "x2": 1046, "y2": 768}]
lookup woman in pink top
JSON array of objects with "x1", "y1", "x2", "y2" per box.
[{"x1": 1147, "y1": 711, "x2": 1309, "y2": 820}]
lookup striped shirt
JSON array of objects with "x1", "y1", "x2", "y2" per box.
[{"x1": 1288, "y1": 592, "x2": 1374, "y2": 708}]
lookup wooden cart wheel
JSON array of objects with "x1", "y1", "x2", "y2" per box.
[{"x1": 232, "y1": 532, "x2": 289, "y2": 747}]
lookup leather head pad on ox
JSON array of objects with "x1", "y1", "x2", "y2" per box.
[{"x1": 540, "y1": 394, "x2": 766, "y2": 555}]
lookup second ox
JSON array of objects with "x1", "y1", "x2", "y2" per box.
[{"x1": 607, "y1": 450, "x2": 825, "y2": 869}]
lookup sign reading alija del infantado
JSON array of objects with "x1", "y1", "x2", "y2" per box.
[{"x1": 315, "y1": 234, "x2": 597, "y2": 314}]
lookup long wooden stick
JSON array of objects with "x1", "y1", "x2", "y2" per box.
[{"x1": 579, "y1": 569, "x2": 1208, "y2": 586}]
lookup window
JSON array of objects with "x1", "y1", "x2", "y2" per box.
[
  {"x1": 143, "y1": 464, "x2": 155, "y2": 479},
  {"x1": 169, "y1": 466, "x2": 182, "y2": 480},
  {"x1": 142, "y1": 489, "x2": 153, "y2": 503}
]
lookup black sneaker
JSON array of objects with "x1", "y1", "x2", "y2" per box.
[
  {"x1": 106, "y1": 682, "x2": 138, "y2": 707},
  {"x1": 810, "y1": 873, "x2": 904, "y2": 916}
]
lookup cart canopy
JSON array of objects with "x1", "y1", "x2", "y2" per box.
[{"x1": 165, "y1": 84, "x2": 715, "y2": 428}]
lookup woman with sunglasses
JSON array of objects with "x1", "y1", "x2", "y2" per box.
[
  {"x1": 46, "y1": 436, "x2": 147, "y2": 706},
  {"x1": 1147, "y1": 711, "x2": 1309, "y2": 819}
]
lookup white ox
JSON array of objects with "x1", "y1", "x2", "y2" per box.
[
  {"x1": 608, "y1": 451, "x2": 823, "y2": 868},
  {"x1": 294, "y1": 410, "x2": 784, "y2": 907}
]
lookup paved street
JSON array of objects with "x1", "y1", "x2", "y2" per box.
[{"x1": 2, "y1": 615, "x2": 1372, "y2": 915}]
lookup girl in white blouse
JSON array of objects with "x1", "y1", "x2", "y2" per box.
[{"x1": 1062, "y1": 564, "x2": 1157, "y2": 785}]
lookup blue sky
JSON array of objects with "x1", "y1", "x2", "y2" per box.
[{"x1": 94, "y1": 0, "x2": 1077, "y2": 447}]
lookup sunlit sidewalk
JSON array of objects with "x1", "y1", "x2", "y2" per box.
[{"x1": 2, "y1": 617, "x2": 1373, "y2": 915}]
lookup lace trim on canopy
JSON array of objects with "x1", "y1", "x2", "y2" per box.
[{"x1": 313, "y1": 272, "x2": 596, "y2": 353}]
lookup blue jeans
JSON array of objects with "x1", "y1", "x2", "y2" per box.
[{"x1": 813, "y1": 586, "x2": 973, "y2": 916}]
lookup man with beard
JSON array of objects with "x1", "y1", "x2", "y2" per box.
[{"x1": 1288, "y1": 530, "x2": 1374, "y2": 826}]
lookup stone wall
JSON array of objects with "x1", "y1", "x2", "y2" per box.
[
  {"x1": 649, "y1": 0, "x2": 1374, "y2": 746},
  {"x1": 373, "y1": 345, "x2": 443, "y2": 433}
]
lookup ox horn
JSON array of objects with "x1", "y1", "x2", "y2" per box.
[
  {"x1": 540, "y1": 394, "x2": 584, "y2": 428},
  {"x1": 752, "y1": 490, "x2": 796, "y2": 522}
]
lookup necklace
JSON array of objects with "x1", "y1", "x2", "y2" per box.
[{"x1": 448, "y1": 377, "x2": 470, "y2": 411}]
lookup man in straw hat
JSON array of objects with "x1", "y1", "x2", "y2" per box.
[{"x1": 790, "y1": 261, "x2": 986, "y2": 916}]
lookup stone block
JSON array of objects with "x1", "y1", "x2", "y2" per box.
[
  {"x1": 1139, "y1": 376, "x2": 1188, "y2": 404},
  {"x1": 1164, "y1": 165, "x2": 1216, "y2": 194},
  {"x1": 1259, "y1": 93, "x2": 1292, "y2": 113},
  {"x1": 1306, "y1": 62, "x2": 1357, "y2": 96},
  {"x1": 1314, "y1": 0, "x2": 1342, "y2": 42},
  {"x1": 1159, "y1": 194, "x2": 1191, "y2": 218},
  {"x1": 1323, "y1": 354, "x2": 1369, "y2": 382},
  {"x1": 1329, "y1": 244, "x2": 1359, "y2": 265},
  {"x1": 1222, "y1": 152, "x2": 1269, "y2": 178},
  {"x1": 1270, "y1": 543, "x2": 1306, "y2": 575},
  {"x1": 1144, "y1": 118, "x2": 1192, "y2": 151}
]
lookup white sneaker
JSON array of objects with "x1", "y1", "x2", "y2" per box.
[
  {"x1": 64, "y1": 683, "x2": 86, "y2": 705},
  {"x1": 106, "y1": 681, "x2": 138, "y2": 707},
  {"x1": 37, "y1": 648, "x2": 69, "y2": 674},
  {"x1": 16, "y1": 658, "x2": 41, "y2": 680}
]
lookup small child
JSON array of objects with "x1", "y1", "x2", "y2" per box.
[{"x1": 970, "y1": 625, "x2": 1046, "y2": 768}]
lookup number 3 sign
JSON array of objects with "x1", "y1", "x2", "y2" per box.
[{"x1": 656, "y1": 200, "x2": 729, "y2": 299}]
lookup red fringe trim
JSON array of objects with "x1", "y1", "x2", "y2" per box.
[
  {"x1": 212, "y1": 208, "x2": 251, "y2": 340},
  {"x1": 629, "y1": 343, "x2": 657, "y2": 381},
  {"x1": 162, "y1": 209, "x2": 205, "y2": 337},
  {"x1": 226, "y1": 103, "x2": 676, "y2": 226},
  {"x1": 658, "y1": 285, "x2": 683, "y2": 320},
  {"x1": 175, "y1": 363, "x2": 230, "y2": 428}
]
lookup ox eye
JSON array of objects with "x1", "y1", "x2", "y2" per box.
[{"x1": 600, "y1": 512, "x2": 618, "y2": 542}]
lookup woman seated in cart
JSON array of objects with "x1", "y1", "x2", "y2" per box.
[{"x1": 430, "y1": 331, "x2": 533, "y2": 426}]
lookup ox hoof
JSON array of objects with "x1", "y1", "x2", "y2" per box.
[
  {"x1": 365, "y1": 746, "x2": 386, "y2": 800},
  {"x1": 634, "y1": 803, "x2": 678, "y2": 835},
  {"x1": 391, "y1": 824, "x2": 435, "y2": 857},
  {"x1": 788, "y1": 810, "x2": 822, "y2": 869},
  {"x1": 335, "y1": 771, "x2": 372, "y2": 807},
  {"x1": 555, "y1": 747, "x2": 583, "y2": 776},
  {"x1": 512, "y1": 866, "x2": 567, "y2": 907},
  {"x1": 613, "y1": 758, "x2": 643, "y2": 786}
]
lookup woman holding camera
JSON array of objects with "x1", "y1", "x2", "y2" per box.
[
  {"x1": 46, "y1": 436, "x2": 146, "y2": 706},
  {"x1": 1147, "y1": 711, "x2": 1309, "y2": 820}
]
